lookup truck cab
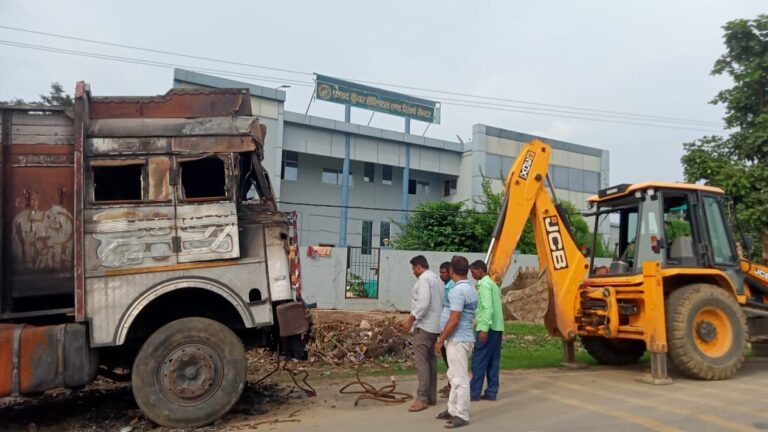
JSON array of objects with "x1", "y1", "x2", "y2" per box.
[{"x1": 0, "y1": 83, "x2": 308, "y2": 427}]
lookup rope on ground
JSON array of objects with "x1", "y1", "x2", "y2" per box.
[{"x1": 339, "y1": 365, "x2": 413, "y2": 406}]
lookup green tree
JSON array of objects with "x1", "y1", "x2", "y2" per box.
[
  {"x1": 473, "y1": 175, "x2": 536, "y2": 254},
  {"x1": 680, "y1": 15, "x2": 768, "y2": 260},
  {"x1": 559, "y1": 200, "x2": 611, "y2": 258},
  {"x1": 1, "y1": 82, "x2": 73, "y2": 106},
  {"x1": 393, "y1": 175, "x2": 611, "y2": 257},
  {"x1": 39, "y1": 82, "x2": 74, "y2": 107},
  {"x1": 392, "y1": 200, "x2": 488, "y2": 252}
]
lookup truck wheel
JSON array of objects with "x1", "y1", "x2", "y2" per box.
[
  {"x1": 666, "y1": 284, "x2": 746, "y2": 380},
  {"x1": 132, "y1": 317, "x2": 246, "y2": 427},
  {"x1": 581, "y1": 336, "x2": 645, "y2": 365}
]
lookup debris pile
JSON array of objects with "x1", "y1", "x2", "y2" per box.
[
  {"x1": 0, "y1": 378, "x2": 299, "y2": 432},
  {"x1": 306, "y1": 311, "x2": 413, "y2": 368}
]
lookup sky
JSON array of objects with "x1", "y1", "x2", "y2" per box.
[{"x1": 0, "y1": 1, "x2": 764, "y2": 184}]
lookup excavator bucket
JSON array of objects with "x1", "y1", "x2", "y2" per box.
[{"x1": 501, "y1": 267, "x2": 549, "y2": 322}]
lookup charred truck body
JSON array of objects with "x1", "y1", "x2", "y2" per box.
[{"x1": 0, "y1": 83, "x2": 308, "y2": 427}]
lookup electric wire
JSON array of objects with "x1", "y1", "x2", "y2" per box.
[
  {"x1": 0, "y1": 24, "x2": 723, "y2": 128},
  {"x1": 1, "y1": 39, "x2": 724, "y2": 133}
]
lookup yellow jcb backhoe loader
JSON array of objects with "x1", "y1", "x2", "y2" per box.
[{"x1": 487, "y1": 139, "x2": 768, "y2": 382}]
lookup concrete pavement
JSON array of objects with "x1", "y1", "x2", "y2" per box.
[{"x1": 254, "y1": 358, "x2": 768, "y2": 432}]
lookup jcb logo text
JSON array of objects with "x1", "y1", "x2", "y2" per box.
[{"x1": 544, "y1": 216, "x2": 569, "y2": 270}]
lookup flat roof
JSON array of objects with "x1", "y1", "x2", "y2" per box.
[
  {"x1": 284, "y1": 111, "x2": 463, "y2": 153},
  {"x1": 476, "y1": 124, "x2": 605, "y2": 158}
]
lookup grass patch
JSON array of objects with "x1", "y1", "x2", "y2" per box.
[
  {"x1": 499, "y1": 322, "x2": 597, "y2": 369},
  {"x1": 349, "y1": 322, "x2": 660, "y2": 377},
  {"x1": 434, "y1": 322, "x2": 598, "y2": 372}
]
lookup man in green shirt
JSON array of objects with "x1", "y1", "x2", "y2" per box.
[{"x1": 469, "y1": 260, "x2": 504, "y2": 401}]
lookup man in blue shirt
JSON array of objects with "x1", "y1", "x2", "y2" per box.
[
  {"x1": 438, "y1": 261, "x2": 455, "y2": 398},
  {"x1": 434, "y1": 256, "x2": 477, "y2": 429}
]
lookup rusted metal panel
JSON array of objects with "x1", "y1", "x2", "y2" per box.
[
  {"x1": 87, "y1": 137, "x2": 171, "y2": 155},
  {"x1": 88, "y1": 116, "x2": 262, "y2": 139},
  {"x1": 8, "y1": 134, "x2": 74, "y2": 145},
  {"x1": 177, "y1": 202, "x2": 240, "y2": 263},
  {"x1": 87, "y1": 136, "x2": 256, "y2": 155},
  {"x1": 74, "y1": 81, "x2": 88, "y2": 321},
  {"x1": 84, "y1": 206, "x2": 177, "y2": 273},
  {"x1": 1, "y1": 110, "x2": 10, "y2": 313},
  {"x1": 12, "y1": 112, "x2": 73, "y2": 127},
  {"x1": 6, "y1": 135, "x2": 75, "y2": 299},
  {"x1": 89, "y1": 88, "x2": 251, "y2": 119},
  {"x1": 0, "y1": 324, "x2": 13, "y2": 393},
  {"x1": 171, "y1": 136, "x2": 255, "y2": 153},
  {"x1": 9, "y1": 112, "x2": 74, "y2": 146},
  {"x1": 0, "y1": 323, "x2": 97, "y2": 398},
  {"x1": 275, "y1": 301, "x2": 308, "y2": 336}
]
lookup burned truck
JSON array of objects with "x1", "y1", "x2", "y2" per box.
[{"x1": 0, "y1": 83, "x2": 308, "y2": 427}]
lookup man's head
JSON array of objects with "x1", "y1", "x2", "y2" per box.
[
  {"x1": 450, "y1": 255, "x2": 469, "y2": 280},
  {"x1": 410, "y1": 255, "x2": 429, "y2": 278},
  {"x1": 470, "y1": 260, "x2": 488, "y2": 281},
  {"x1": 439, "y1": 261, "x2": 451, "y2": 283}
]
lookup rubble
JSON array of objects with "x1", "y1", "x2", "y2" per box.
[{"x1": 306, "y1": 311, "x2": 413, "y2": 369}]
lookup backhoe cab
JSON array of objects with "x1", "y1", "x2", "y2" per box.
[{"x1": 488, "y1": 139, "x2": 768, "y2": 382}]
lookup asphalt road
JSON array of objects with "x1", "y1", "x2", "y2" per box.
[{"x1": 262, "y1": 358, "x2": 768, "y2": 432}]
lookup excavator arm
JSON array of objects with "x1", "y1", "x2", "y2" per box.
[{"x1": 486, "y1": 139, "x2": 589, "y2": 341}]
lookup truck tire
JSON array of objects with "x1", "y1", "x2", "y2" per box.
[
  {"x1": 132, "y1": 317, "x2": 246, "y2": 427},
  {"x1": 581, "y1": 336, "x2": 646, "y2": 365},
  {"x1": 666, "y1": 284, "x2": 746, "y2": 380}
]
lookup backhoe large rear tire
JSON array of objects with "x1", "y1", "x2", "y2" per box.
[
  {"x1": 132, "y1": 317, "x2": 246, "y2": 428},
  {"x1": 666, "y1": 284, "x2": 746, "y2": 380},
  {"x1": 581, "y1": 336, "x2": 646, "y2": 365}
]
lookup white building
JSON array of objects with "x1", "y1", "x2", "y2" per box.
[{"x1": 173, "y1": 69, "x2": 610, "y2": 250}]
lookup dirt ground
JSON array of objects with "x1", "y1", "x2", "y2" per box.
[{"x1": 0, "y1": 310, "x2": 409, "y2": 432}]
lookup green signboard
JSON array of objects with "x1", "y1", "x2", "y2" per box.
[{"x1": 315, "y1": 74, "x2": 440, "y2": 124}]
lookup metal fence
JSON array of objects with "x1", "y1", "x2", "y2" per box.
[{"x1": 345, "y1": 247, "x2": 380, "y2": 299}]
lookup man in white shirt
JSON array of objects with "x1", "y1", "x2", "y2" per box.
[{"x1": 402, "y1": 255, "x2": 444, "y2": 412}]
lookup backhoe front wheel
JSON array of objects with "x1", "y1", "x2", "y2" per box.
[
  {"x1": 132, "y1": 317, "x2": 246, "y2": 427},
  {"x1": 666, "y1": 284, "x2": 746, "y2": 380},
  {"x1": 581, "y1": 336, "x2": 646, "y2": 365}
]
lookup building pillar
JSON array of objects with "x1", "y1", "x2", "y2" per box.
[
  {"x1": 401, "y1": 118, "x2": 411, "y2": 224},
  {"x1": 339, "y1": 104, "x2": 351, "y2": 246}
]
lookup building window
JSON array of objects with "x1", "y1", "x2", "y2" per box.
[
  {"x1": 180, "y1": 156, "x2": 227, "y2": 200},
  {"x1": 282, "y1": 150, "x2": 298, "y2": 181},
  {"x1": 552, "y1": 165, "x2": 569, "y2": 190},
  {"x1": 443, "y1": 179, "x2": 457, "y2": 197},
  {"x1": 92, "y1": 163, "x2": 144, "y2": 202},
  {"x1": 584, "y1": 171, "x2": 600, "y2": 194},
  {"x1": 409, "y1": 179, "x2": 430, "y2": 195},
  {"x1": 361, "y1": 220, "x2": 373, "y2": 255},
  {"x1": 363, "y1": 162, "x2": 375, "y2": 183},
  {"x1": 382, "y1": 165, "x2": 393, "y2": 185},
  {"x1": 321, "y1": 168, "x2": 353, "y2": 186},
  {"x1": 380, "y1": 221, "x2": 391, "y2": 247},
  {"x1": 569, "y1": 167, "x2": 584, "y2": 193}
]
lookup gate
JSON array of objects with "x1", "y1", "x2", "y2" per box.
[{"x1": 345, "y1": 247, "x2": 380, "y2": 299}]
